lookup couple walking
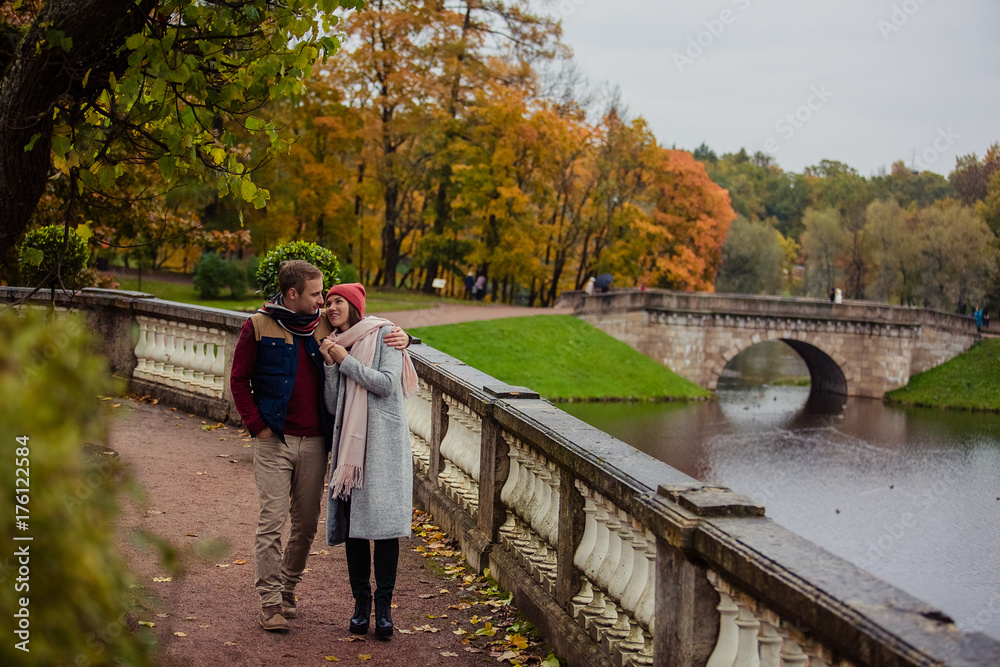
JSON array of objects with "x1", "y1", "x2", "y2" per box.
[{"x1": 230, "y1": 260, "x2": 417, "y2": 636}]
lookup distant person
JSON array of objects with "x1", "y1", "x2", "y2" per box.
[
  {"x1": 584, "y1": 276, "x2": 595, "y2": 295},
  {"x1": 594, "y1": 273, "x2": 613, "y2": 293},
  {"x1": 474, "y1": 274, "x2": 486, "y2": 301},
  {"x1": 834, "y1": 288, "x2": 843, "y2": 304},
  {"x1": 463, "y1": 272, "x2": 474, "y2": 300},
  {"x1": 829, "y1": 286, "x2": 836, "y2": 303},
  {"x1": 974, "y1": 306, "x2": 983, "y2": 332}
]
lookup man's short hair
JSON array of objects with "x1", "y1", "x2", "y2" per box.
[{"x1": 278, "y1": 260, "x2": 323, "y2": 296}]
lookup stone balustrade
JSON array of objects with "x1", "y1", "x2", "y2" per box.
[{"x1": 4, "y1": 286, "x2": 1000, "y2": 667}]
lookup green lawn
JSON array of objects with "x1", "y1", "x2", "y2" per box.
[
  {"x1": 885, "y1": 338, "x2": 1000, "y2": 412},
  {"x1": 113, "y1": 276, "x2": 456, "y2": 313},
  {"x1": 410, "y1": 315, "x2": 710, "y2": 402}
]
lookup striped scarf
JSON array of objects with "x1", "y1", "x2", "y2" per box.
[{"x1": 257, "y1": 293, "x2": 321, "y2": 336}]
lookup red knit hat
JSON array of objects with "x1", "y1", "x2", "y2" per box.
[{"x1": 326, "y1": 283, "x2": 366, "y2": 318}]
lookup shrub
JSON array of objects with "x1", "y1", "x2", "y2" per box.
[
  {"x1": 0, "y1": 309, "x2": 154, "y2": 665},
  {"x1": 18, "y1": 224, "x2": 90, "y2": 288},
  {"x1": 192, "y1": 252, "x2": 229, "y2": 299},
  {"x1": 255, "y1": 241, "x2": 340, "y2": 297}
]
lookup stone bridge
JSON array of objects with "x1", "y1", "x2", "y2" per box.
[
  {"x1": 4, "y1": 286, "x2": 1000, "y2": 667},
  {"x1": 558, "y1": 289, "x2": 981, "y2": 399}
]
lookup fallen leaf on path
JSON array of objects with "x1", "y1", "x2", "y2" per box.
[
  {"x1": 184, "y1": 616, "x2": 197, "y2": 621},
  {"x1": 215, "y1": 563, "x2": 230, "y2": 568},
  {"x1": 156, "y1": 614, "x2": 169, "y2": 618},
  {"x1": 233, "y1": 559, "x2": 247, "y2": 565},
  {"x1": 199, "y1": 624, "x2": 210, "y2": 628},
  {"x1": 338, "y1": 636, "x2": 364, "y2": 642},
  {"x1": 439, "y1": 589, "x2": 450, "y2": 594},
  {"x1": 324, "y1": 657, "x2": 340, "y2": 662},
  {"x1": 153, "y1": 577, "x2": 172, "y2": 582},
  {"x1": 440, "y1": 652, "x2": 459, "y2": 657},
  {"x1": 216, "y1": 454, "x2": 230, "y2": 457},
  {"x1": 491, "y1": 650, "x2": 517, "y2": 661},
  {"x1": 173, "y1": 632, "x2": 188, "y2": 637},
  {"x1": 418, "y1": 594, "x2": 435, "y2": 599},
  {"x1": 138, "y1": 621, "x2": 154, "y2": 627},
  {"x1": 224, "y1": 642, "x2": 236, "y2": 646},
  {"x1": 358, "y1": 655, "x2": 372, "y2": 661},
  {"x1": 397, "y1": 629, "x2": 414, "y2": 634},
  {"x1": 464, "y1": 647, "x2": 483, "y2": 654},
  {"x1": 185, "y1": 532, "x2": 198, "y2": 537}
]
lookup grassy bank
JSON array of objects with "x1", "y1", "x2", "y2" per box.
[
  {"x1": 410, "y1": 315, "x2": 710, "y2": 402},
  {"x1": 885, "y1": 338, "x2": 1000, "y2": 411},
  {"x1": 113, "y1": 276, "x2": 448, "y2": 313}
]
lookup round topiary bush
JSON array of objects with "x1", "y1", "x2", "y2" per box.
[
  {"x1": 18, "y1": 224, "x2": 91, "y2": 288},
  {"x1": 193, "y1": 252, "x2": 229, "y2": 299},
  {"x1": 255, "y1": 241, "x2": 340, "y2": 297}
]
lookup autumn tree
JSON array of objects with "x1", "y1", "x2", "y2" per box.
[
  {"x1": 913, "y1": 201, "x2": 996, "y2": 310},
  {"x1": 634, "y1": 148, "x2": 735, "y2": 291},
  {"x1": 0, "y1": 0, "x2": 360, "y2": 280}
]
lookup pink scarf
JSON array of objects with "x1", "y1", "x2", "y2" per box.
[{"x1": 327, "y1": 316, "x2": 418, "y2": 499}]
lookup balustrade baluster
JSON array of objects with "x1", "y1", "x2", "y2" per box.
[
  {"x1": 631, "y1": 530, "x2": 656, "y2": 666},
  {"x1": 733, "y1": 602, "x2": 761, "y2": 667},
  {"x1": 582, "y1": 497, "x2": 612, "y2": 634},
  {"x1": 571, "y1": 482, "x2": 598, "y2": 615},
  {"x1": 162, "y1": 324, "x2": 178, "y2": 387},
  {"x1": 706, "y1": 572, "x2": 739, "y2": 667},
  {"x1": 594, "y1": 502, "x2": 623, "y2": 634},
  {"x1": 150, "y1": 320, "x2": 167, "y2": 378},
  {"x1": 208, "y1": 329, "x2": 225, "y2": 396},
  {"x1": 191, "y1": 326, "x2": 208, "y2": 389},
  {"x1": 498, "y1": 435, "x2": 522, "y2": 544},
  {"x1": 133, "y1": 318, "x2": 153, "y2": 378},
  {"x1": 757, "y1": 619, "x2": 782, "y2": 667},
  {"x1": 178, "y1": 322, "x2": 197, "y2": 386}
]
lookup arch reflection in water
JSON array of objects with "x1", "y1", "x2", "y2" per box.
[{"x1": 719, "y1": 339, "x2": 846, "y2": 413}]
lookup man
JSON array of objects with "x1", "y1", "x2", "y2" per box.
[{"x1": 230, "y1": 260, "x2": 410, "y2": 632}]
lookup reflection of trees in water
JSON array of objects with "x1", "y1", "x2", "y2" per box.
[{"x1": 720, "y1": 340, "x2": 810, "y2": 387}]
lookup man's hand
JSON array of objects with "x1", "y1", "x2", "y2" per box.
[
  {"x1": 257, "y1": 427, "x2": 274, "y2": 439},
  {"x1": 383, "y1": 326, "x2": 410, "y2": 350}
]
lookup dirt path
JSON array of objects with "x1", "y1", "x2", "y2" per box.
[{"x1": 111, "y1": 400, "x2": 552, "y2": 666}]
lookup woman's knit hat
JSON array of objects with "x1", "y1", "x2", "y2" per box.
[{"x1": 326, "y1": 283, "x2": 366, "y2": 318}]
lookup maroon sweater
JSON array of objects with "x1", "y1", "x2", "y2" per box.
[{"x1": 230, "y1": 319, "x2": 323, "y2": 438}]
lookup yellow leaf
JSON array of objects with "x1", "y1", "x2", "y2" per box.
[
  {"x1": 324, "y1": 657, "x2": 340, "y2": 662},
  {"x1": 509, "y1": 633, "x2": 529, "y2": 650},
  {"x1": 358, "y1": 655, "x2": 372, "y2": 661},
  {"x1": 215, "y1": 564, "x2": 230, "y2": 568},
  {"x1": 153, "y1": 577, "x2": 172, "y2": 582},
  {"x1": 173, "y1": 632, "x2": 187, "y2": 637},
  {"x1": 233, "y1": 559, "x2": 247, "y2": 565},
  {"x1": 138, "y1": 621, "x2": 154, "y2": 627}
]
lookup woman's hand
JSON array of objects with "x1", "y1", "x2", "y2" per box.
[{"x1": 320, "y1": 337, "x2": 349, "y2": 365}]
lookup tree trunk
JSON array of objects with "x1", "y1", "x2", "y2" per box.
[{"x1": 0, "y1": 0, "x2": 152, "y2": 276}]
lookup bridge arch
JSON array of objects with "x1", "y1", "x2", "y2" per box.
[{"x1": 710, "y1": 333, "x2": 850, "y2": 400}]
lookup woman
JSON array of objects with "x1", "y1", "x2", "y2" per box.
[{"x1": 319, "y1": 283, "x2": 417, "y2": 638}]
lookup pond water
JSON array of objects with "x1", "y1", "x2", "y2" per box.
[{"x1": 560, "y1": 342, "x2": 1000, "y2": 641}]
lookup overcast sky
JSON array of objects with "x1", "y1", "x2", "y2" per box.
[{"x1": 543, "y1": 0, "x2": 1000, "y2": 177}]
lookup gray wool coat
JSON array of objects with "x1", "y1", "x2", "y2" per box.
[{"x1": 324, "y1": 325, "x2": 413, "y2": 543}]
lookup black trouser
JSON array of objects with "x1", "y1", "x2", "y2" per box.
[{"x1": 343, "y1": 500, "x2": 399, "y2": 602}]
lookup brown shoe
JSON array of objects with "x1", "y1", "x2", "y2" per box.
[
  {"x1": 281, "y1": 591, "x2": 298, "y2": 619},
  {"x1": 260, "y1": 604, "x2": 289, "y2": 632}
]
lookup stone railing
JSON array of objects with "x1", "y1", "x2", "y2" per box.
[{"x1": 4, "y1": 287, "x2": 999, "y2": 667}]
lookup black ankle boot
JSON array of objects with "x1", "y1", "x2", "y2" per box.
[
  {"x1": 373, "y1": 598, "x2": 393, "y2": 637},
  {"x1": 350, "y1": 592, "x2": 371, "y2": 635}
]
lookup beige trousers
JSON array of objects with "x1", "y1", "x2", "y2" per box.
[{"x1": 253, "y1": 433, "x2": 327, "y2": 607}]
